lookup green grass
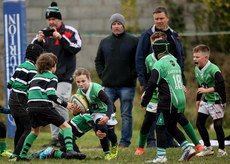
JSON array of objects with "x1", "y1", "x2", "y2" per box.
[{"x1": 1, "y1": 129, "x2": 230, "y2": 163}]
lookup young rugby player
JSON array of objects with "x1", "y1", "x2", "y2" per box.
[
  {"x1": 193, "y1": 44, "x2": 227, "y2": 157},
  {"x1": 141, "y1": 39, "x2": 196, "y2": 162},
  {"x1": 17, "y1": 53, "x2": 81, "y2": 161},
  {"x1": 73, "y1": 68, "x2": 118, "y2": 160},
  {"x1": 135, "y1": 32, "x2": 203, "y2": 155}
]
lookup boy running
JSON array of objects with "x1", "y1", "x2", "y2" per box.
[
  {"x1": 7, "y1": 44, "x2": 43, "y2": 161},
  {"x1": 141, "y1": 39, "x2": 196, "y2": 163},
  {"x1": 135, "y1": 32, "x2": 202, "y2": 155},
  {"x1": 17, "y1": 53, "x2": 81, "y2": 161}
]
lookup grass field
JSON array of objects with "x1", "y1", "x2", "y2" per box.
[{"x1": 1, "y1": 129, "x2": 230, "y2": 164}]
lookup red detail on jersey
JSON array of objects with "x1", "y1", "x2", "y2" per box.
[
  {"x1": 63, "y1": 31, "x2": 72, "y2": 39},
  {"x1": 55, "y1": 40, "x2": 59, "y2": 45},
  {"x1": 177, "y1": 37, "x2": 180, "y2": 39}
]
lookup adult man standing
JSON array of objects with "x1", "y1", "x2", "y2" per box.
[
  {"x1": 32, "y1": 2, "x2": 82, "y2": 147},
  {"x1": 135, "y1": 7, "x2": 185, "y2": 148},
  {"x1": 95, "y1": 13, "x2": 138, "y2": 147}
]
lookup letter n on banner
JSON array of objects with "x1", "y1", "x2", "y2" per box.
[{"x1": 3, "y1": 0, "x2": 27, "y2": 137}]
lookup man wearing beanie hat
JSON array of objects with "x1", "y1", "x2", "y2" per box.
[
  {"x1": 7, "y1": 44, "x2": 43, "y2": 161},
  {"x1": 109, "y1": 13, "x2": 126, "y2": 28},
  {"x1": 32, "y1": 1, "x2": 82, "y2": 147},
  {"x1": 95, "y1": 13, "x2": 139, "y2": 149}
]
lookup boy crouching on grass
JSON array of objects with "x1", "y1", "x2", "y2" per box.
[
  {"x1": 17, "y1": 53, "x2": 82, "y2": 161},
  {"x1": 193, "y1": 44, "x2": 227, "y2": 157},
  {"x1": 73, "y1": 68, "x2": 118, "y2": 161}
]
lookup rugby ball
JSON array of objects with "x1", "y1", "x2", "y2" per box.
[{"x1": 71, "y1": 94, "x2": 88, "y2": 113}]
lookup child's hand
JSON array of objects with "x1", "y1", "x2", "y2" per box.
[
  {"x1": 72, "y1": 104, "x2": 82, "y2": 115},
  {"x1": 184, "y1": 85, "x2": 187, "y2": 93},
  {"x1": 141, "y1": 91, "x2": 145, "y2": 100},
  {"x1": 98, "y1": 116, "x2": 109, "y2": 125},
  {"x1": 197, "y1": 88, "x2": 206, "y2": 94},
  {"x1": 66, "y1": 102, "x2": 73, "y2": 111},
  {"x1": 96, "y1": 130, "x2": 106, "y2": 139},
  {"x1": 197, "y1": 87, "x2": 214, "y2": 94}
]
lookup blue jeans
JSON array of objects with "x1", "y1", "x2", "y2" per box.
[{"x1": 104, "y1": 87, "x2": 136, "y2": 147}]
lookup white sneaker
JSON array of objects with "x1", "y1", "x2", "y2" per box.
[
  {"x1": 178, "y1": 147, "x2": 196, "y2": 161},
  {"x1": 196, "y1": 146, "x2": 214, "y2": 157},
  {"x1": 217, "y1": 149, "x2": 227, "y2": 157},
  {"x1": 146, "y1": 156, "x2": 167, "y2": 163}
]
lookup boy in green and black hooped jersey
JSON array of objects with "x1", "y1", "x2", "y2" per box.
[
  {"x1": 7, "y1": 44, "x2": 43, "y2": 161},
  {"x1": 73, "y1": 68, "x2": 118, "y2": 160},
  {"x1": 17, "y1": 53, "x2": 83, "y2": 161},
  {"x1": 141, "y1": 39, "x2": 196, "y2": 163},
  {"x1": 194, "y1": 44, "x2": 227, "y2": 157}
]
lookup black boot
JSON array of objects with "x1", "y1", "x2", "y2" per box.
[
  {"x1": 66, "y1": 150, "x2": 86, "y2": 160},
  {"x1": 16, "y1": 156, "x2": 30, "y2": 162}
]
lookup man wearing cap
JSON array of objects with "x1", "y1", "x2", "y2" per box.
[
  {"x1": 95, "y1": 13, "x2": 139, "y2": 148},
  {"x1": 32, "y1": 2, "x2": 82, "y2": 147}
]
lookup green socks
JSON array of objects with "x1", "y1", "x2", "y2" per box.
[
  {"x1": 138, "y1": 132, "x2": 149, "y2": 148},
  {"x1": 0, "y1": 137, "x2": 7, "y2": 152},
  {"x1": 157, "y1": 147, "x2": 166, "y2": 157},
  {"x1": 63, "y1": 127, "x2": 73, "y2": 151},
  {"x1": 53, "y1": 150, "x2": 64, "y2": 158},
  {"x1": 183, "y1": 122, "x2": 200, "y2": 146},
  {"x1": 180, "y1": 140, "x2": 190, "y2": 152},
  {"x1": 19, "y1": 132, "x2": 37, "y2": 158}
]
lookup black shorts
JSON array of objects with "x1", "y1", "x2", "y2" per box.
[
  {"x1": 28, "y1": 105, "x2": 65, "y2": 128},
  {"x1": 9, "y1": 91, "x2": 28, "y2": 117}
]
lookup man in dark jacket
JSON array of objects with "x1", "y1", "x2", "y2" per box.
[
  {"x1": 95, "y1": 13, "x2": 138, "y2": 147},
  {"x1": 135, "y1": 7, "x2": 185, "y2": 148},
  {"x1": 32, "y1": 2, "x2": 82, "y2": 147}
]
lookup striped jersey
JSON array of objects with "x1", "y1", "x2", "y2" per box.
[
  {"x1": 28, "y1": 71, "x2": 58, "y2": 104},
  {"x1": 8, "y1": 61, "x2": 37, "y2": 95}
]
